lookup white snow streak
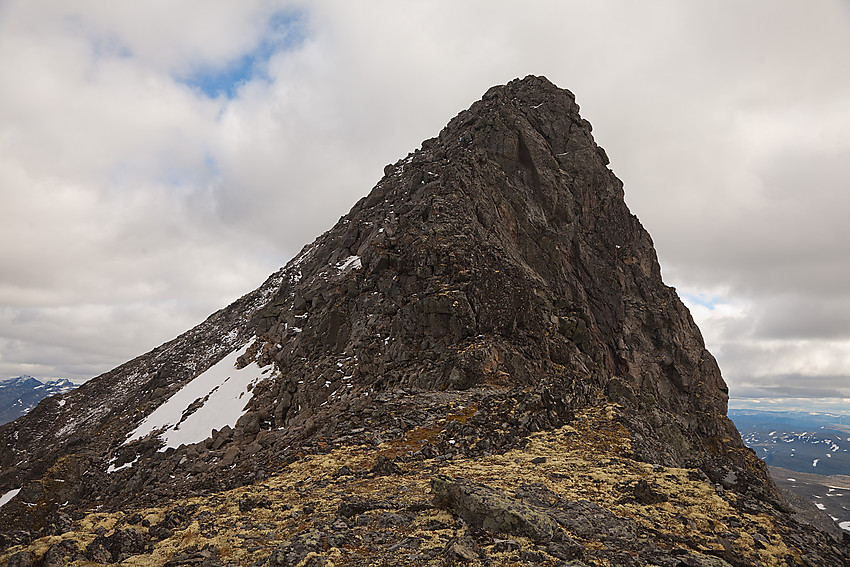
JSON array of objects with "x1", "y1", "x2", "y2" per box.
[
  {"x1": 125, "y1": 341, "x2": 267, "y2": 450},
  {"x1": 106, "y1": 456, "x2": 138, "y2": 474},
  {"x1": 0, "y1": 488, "x2": 20, "y2": 508},
  {"x1": 336, "y1": 255, "x2": 361, "y2": 271}
]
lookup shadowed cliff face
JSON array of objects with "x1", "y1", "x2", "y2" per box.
[{"x1": 1, "y1": 76, "x2": 845, "y2": 565}]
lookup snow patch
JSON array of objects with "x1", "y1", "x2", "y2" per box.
[
  {"x1": 290, "y1": 242, "x2": 316, "y2": 269},
  {"x1": 812, "y1": 459, "x2": 819, "y2": 467},
  {"x1": 336, "y1": 255, "x2": 361, "y2": 271},
  {"x1": 840, "y1": 521, "x2": 850, "y2": 532},
  {"x1": 55, "y1": 418, "x2": 79, "y2": 439},
  {"x1": 125, "y1": 340, "x2": 268, "y2": 450},
  {"x1": 0, "y1": 488, "x2": 20, "y2": 508},
  {"x1": 815, "y1": 503, "x2": 826, "y2": 510},
  {"x1": 107, "y1": 456, "x2": 138, "y2": 474}
]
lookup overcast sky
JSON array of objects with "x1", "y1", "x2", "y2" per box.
[{"x1": 1, "y1": 1, "x2": 848, "y2": 412}]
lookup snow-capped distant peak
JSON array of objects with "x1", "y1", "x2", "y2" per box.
[
  {"x1": 1, "y1": 375, "x2": 41, "y2": 386},
  {"x1": 0, "y1": 376, "x2": 78, "y2": 425}
]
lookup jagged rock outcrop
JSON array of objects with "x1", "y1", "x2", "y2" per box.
[{"x1": 0, "y1": 76, "x2": 846, "y2": 565}]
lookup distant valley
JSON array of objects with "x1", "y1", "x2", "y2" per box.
[{"x1": 729, "y1": 408, "x2": 850, "y2": 533}]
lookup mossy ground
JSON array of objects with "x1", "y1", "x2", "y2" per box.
[{"x1": 1, "y1": 405, "x2": 797, "y2": 566}]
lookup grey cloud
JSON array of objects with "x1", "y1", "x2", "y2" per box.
[
  {"x1": 0, "y1": 302, "x2": 198, "y2": 381},
  {"x1": 658, "y1": 147, "x2": 850, "y2": 300},
  {"x1": 732, "y1": 375, "x2": 850, "y2": 400},
  {"x1": 753, "y1": 295, "x2": 850, "y2": 340}
]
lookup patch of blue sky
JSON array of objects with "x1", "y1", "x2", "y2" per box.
[
  {"x1": 182, "y1": 10, "x2": 307, "y2": 99},
  {"x1": 680, "y1": 292, "x2": 722, "y2": 310},
  {"x1": 203, "y1": 153, "x2": 220, "y2": 178}
]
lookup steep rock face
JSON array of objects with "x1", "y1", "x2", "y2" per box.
[
  {"x1": 0, "y1": 76, "x2": 844, "y2": 564},
  {"x1": 241, "y1": 74, "x2": 739, "y2": 471}
]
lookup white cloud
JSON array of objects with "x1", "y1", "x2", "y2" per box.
[
  {"x1": 0, "y1": 1, "x2": 321, "y2": 382},
  {"x1": 682, "y1": 292, "x2": 850, "y2": 399},
  {"x1": 1, "y1": 0, "x2": 849, "y2": 402}
]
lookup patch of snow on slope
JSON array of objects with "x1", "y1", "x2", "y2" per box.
[
  {"x1": 106, "y1": 456, "x2": 138, "y2": 474},
  {"x1": 0, "y1": 488, "x2": 20, "y2": 509},
  {"x1": 125, "y1": 341, "x2": 267, "y2": 450},
  {"x1": 336, "y1": 255, "x2": 361, "y2": 271}
]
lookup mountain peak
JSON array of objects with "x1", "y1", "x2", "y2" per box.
[
  {"x1": 1, "y1": 78, "x2": 847, "y2": 565},
  {"x1": 0, "y1": 376, "x2": 76, "y2": 426},
  {"x1": 1, "y1": 375, "x2": 41, "y2": 385}
]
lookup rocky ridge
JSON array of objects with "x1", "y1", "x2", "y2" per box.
[
  {"x1": 0, "y1": 75, "x2": 846, "y2": 565},
  {"x1": 4, "y1": 405, "x2": 832, "y2": 567}
]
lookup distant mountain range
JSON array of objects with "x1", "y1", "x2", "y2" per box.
[
  {"x1": 730, "y1": 408, "x2": 850, "y2": 476},
  {"x1": 0, "y1": 376, "x2": 76, "y2": 425},
  {"x1": 730, "y1": 408, "x2": 850, "y2": 534}
]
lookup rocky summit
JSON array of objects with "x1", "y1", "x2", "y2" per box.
[{"x1": 0, "y1": 76, "x2": 846, "y2": 566}]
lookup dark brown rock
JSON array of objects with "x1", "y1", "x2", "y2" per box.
[
  {"x1": 163, "y1": 546, "x2": 222, "y2": 566},
  {"x1": 7, "y1": 550, "x2": 34, "y2": 567},
  {"x1": 238, "y1": 494, "x2": 272, "y2": 512},
  {"x1": 42, "y1": 539, "x2": 81, "y2": 567},
  {"x1": 443, "y1": 536, "x2": 482, "y2": 561},
  {"x1": 369, "y1": 455, "x2": 403, "y2": 476},
  {"x1": 632, "y1": 478, "x2": 669, "y2": 505},
  {"x1": 86, "y1": 528, "x2": 147, "y2": 563}
]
